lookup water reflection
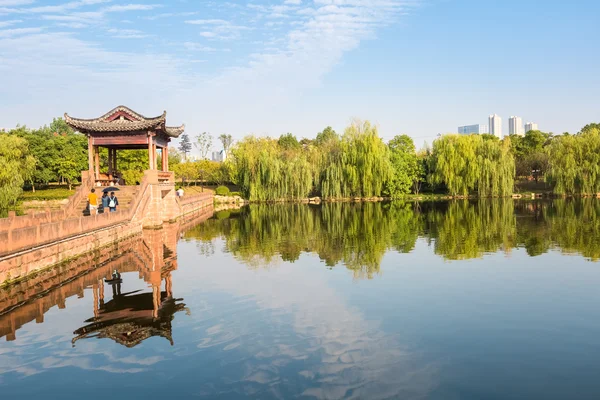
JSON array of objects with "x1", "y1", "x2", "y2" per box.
[
  {"x1": 0, "y1": 208, "x2": 211, "y2": 344},
  {"x1": 2, "y1": 201, "x2": 600, "y2": 398},
  {"x1": 185, "y1": 199, "x2": 600, "y2": 274}
]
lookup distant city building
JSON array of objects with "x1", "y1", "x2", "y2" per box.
[
  {"x1": 508, "y1": 116, "x2": 524, "y2": 136},
  {"x1": 458, "y1": 124, "x2": 489, "y2": 134},
  {"x1": 488, "y1": 114, "x2": 502, "y2": 138},
  {"x1": 525, "y1": 122, "x2": 539, "y2": 132},
  {"x1": 211, "y1": 150, "x2": 225, "y2": 162}
]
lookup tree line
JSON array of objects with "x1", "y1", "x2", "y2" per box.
[{"x1": 0, "y1": 117, "x2": 598, "y2": 209}]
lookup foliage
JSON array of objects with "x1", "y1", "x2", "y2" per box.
[
  {"x1": 387, "y1": 135, "x2": 418, "y2": 198},
  {"x1": 172, "y1": 161, "x2": 198, "y2": 185},
  {"x1": 230, "y1": 137, "x2": 314, "y2": 201},
  {"x1": 0, "y1": 134, "x2": 36, "y2": 208},
  {"x1": 195, "y1": 132, "x2": 213, "y2": 160},
  {"x1": 215, "y1": 185, "x2": 230, "y2": 196},
  {"x1": 315, "y1": 126, "x2": 338, "y2": 145},
  {"x1": 319, "y1": 120, "x2": 393, "y2": 199},
  {"x1": 429, "y1": 134, "x2": 514, "y2": 197},
  {"x1": 278, "y1": 133, "x2": 301, "y2": 150},
  {"x1": 178, "y1": 133, "x2": 192, "y2": 160},
  {"x1": 546, "y1": 126, "x2": 600, "y2": 195}
]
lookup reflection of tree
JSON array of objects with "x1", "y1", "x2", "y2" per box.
[
  {"x1": 546, "y1": 199, "x2": 600, "y2": 260},
  {"x1": 183, "y1": 199, "x2": 600, "y2": 273},
  {"x1": 185, "y1": 203, "x2": 422, "y2": 278},
  {"x1": 426, "y1": 200, "x2": 516, "y2": 260}
]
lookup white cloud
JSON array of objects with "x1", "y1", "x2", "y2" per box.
[
  {"x1": 185, "y1": 18, "x2": 250, "y2": 40},
  {"x1": 184, "y1": 19, "x2": 229, "y2": 25},
  {"x1": 107, "y1": 28, "x2": 150, "y2": 38},
  {"x1": 183, "y1": 42, "x2": 216, "y2": 52},
  {"x1": 28, "y1": 0, "x2": 111, "y2": 13},
  {"x1": 103, "y1": 4, "x2": 161, "y2": 12},
  {"x1": 0, "y1": 27, "x2": 42, "y2": 37},
  {"x1": 0, "y1": 0, "x2": 33, "y2": 5},
  {"x1": 284, "y1": 0, "x2": 302, "y2": 4},
  {"x1": 0, "y1": 18, "x2": 21, "y2": 27}
]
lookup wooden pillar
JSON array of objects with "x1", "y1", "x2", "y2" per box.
[
  {"x1": 161, "y1": 148, "x2": 166, "y2": 172},
  {"x1": 148, "y1": 132, "x2": 154, "y2": 170},
  {"x1": 153, "y1": 144, "x2": 157, "y2": 171},
  {"x1": 107, "y1": 148, "x2": 113, "y2": 175},
  {"x1": 94, "y1": 146, "x2": 100, "y2": 180},
  {"x1": 113, "y1": 149, "x2": 117, "y2": 173},
  {"x1": 164, "y1": 147, "x2": 169, "y2": 172},
  {"x1": 87, "y1": 135, "x2": 94, "y2": 172}
]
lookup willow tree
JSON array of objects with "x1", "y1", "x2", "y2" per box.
[
  {"x1": 319, "y1": 120, "x2": 393, "y2": 199},
  {"x1": 429, "y1": 135, "x2": 478, "y2": 196},
  {"x1": 230, "y1": 136, "x2": 313, "y2": 201},
  {"x1": 476, "y1": 136, "x2": 515, "y2": 197},
  {"x1": 0, "y1": 134, "x2": 36, "y2": 209},
  {"x1": 430, "y1": 134, "x2": 514, "y2": 197},
  {"x1": 547, "y1": 126, "x2": 600, "y2": 195}
]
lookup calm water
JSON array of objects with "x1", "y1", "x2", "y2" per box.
[{"x1": 2, "y1": 200, "x2": 600, "y2": 399}]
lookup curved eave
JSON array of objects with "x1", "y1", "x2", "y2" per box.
[
  {"x1": 165, "y1": 124, "x2": 185, "y2": 138},
  {"x1": 64, "y1": 115, "x2": 164, "y2": 133}
]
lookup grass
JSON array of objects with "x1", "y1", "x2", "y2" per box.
[{"x1": 19, "y1": 187, "x2": 75, "y2": 202}]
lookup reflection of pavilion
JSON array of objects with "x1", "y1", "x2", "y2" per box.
[
  {"x1": 72, "y1": 278, "x2": 186, "y2": 348},
  {"x1": 0, "y1": 207, "x2": 212, "y2": 343}
]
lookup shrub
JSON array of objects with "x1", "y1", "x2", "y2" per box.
[{"x1": 215, "y1": 185, "x2": 230, "y2": 196}]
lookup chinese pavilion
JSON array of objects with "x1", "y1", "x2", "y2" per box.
[{"x1": 64, "y1": 106, "x2": 184, "y2": 184}]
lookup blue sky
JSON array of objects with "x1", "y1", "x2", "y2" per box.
[{"x1": 0, "y1": 0, "x2": 598, "y2": 150}]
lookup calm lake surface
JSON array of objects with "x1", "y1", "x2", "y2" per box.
[{"x1": 2, "y1": 200, "x2": 600, "y2": 399}]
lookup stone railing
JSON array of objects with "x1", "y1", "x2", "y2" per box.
[
  {"x1": 0, "y1": 170, "x2": 213, "y2": 259},
  {"x1": 0, "y1": 209, "x2": 131, "y2": 257}
]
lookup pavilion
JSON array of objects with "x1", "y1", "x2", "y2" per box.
[{"x1": 64, "y1": 106, "x2": 184, "y2": 185}]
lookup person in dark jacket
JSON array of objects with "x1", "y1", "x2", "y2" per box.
[
  {"x1": 108, "y1": 192, "x2": 119, "y2": 212},
  {"x1": 101, "y1": 192, "x2": 110, "y2": 212}
]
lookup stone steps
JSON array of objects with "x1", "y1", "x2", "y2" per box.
[{"x1": 71, "y1": 186, "x2": 139, "y2": 217}]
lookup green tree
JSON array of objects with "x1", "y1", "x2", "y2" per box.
[
  {"x1": 387, "y1": 135, "x2": 418, "y2": 198},
  {"x1": 178, "y1": 133, "x2": 192, "y2": 160},
  {"x1": 315, "y1": 126, "x2": 338, "y2": 145},
  {"x1": 546, "y1": 126, "x2": 600, "y2": 195},
  {"x1": 278, "y1": 133, "x2": 301, "y2": 150},
  {"x1": 320, "y1": 120, "x2": 393, "y2": 199},
  {"x1": 0, "y1": 134, "x2": 36, "y2": 209}
]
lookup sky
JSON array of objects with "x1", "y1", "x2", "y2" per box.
[{"x1": 0, "y1": 0, "x2": 598, "y2": 151}]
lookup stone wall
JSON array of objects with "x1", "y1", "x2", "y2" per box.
[{"x1": 0, "y1": 170, "x2": 214, "y2": 285}]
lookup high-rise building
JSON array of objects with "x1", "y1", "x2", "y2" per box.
[
  {"x1": 458, "y1": 124, "x2": 489, "y2": 134},
  {"x1": 508, "y1": 116, "x2": 524, "y2": 136},
  {"x1": 488, "y1": 114, "x2": 502, "y2": 138},
  {"x1": 212, "y1": 150, "x2": 225, "y2": 162},
  {"x1": 525, "y1": 122, "x2": 539, "y2": 132}
]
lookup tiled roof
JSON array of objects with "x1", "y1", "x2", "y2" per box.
[{"x1": 64, "y1": 105, "x2": 184, "y2": 138}]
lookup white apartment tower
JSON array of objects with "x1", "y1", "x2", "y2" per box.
[
  {"x1": 525, "y1": 122, "x2": 539, "y2": 132},
  {"x1": 508, "y1": 116, "x2": 524, "y2": 136},
  {"x1": 488, "y1": 114, "x2": 502, "y2": 138}
]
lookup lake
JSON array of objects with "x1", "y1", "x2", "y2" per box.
[{"x1": 2, "y1": 200, "x2": 600, "y2": 399}]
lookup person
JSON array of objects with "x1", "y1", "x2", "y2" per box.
[
  {"x1": 101, "y1": 192, "x2": 110, "y2": 212},
  {"x1": 88, "y1": 188, "x2": 98, "y2": 215},
  {"x1": 108, "y1": 191, "x2": 119, "y2": 212},
  {"x1": 176, "y1": 187, "x2": 184, "y2": 198}
]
